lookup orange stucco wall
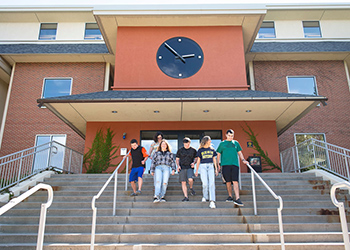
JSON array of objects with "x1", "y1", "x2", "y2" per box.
[
  {"x1": 114, "y1": 26, "x2": 248, "y2": 90},
  {"x1": 84, "y1": 121, "x2": 280, "y2": 173}
]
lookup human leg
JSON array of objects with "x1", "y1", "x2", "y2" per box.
[
  {"x1": 233, "y1": 181, "x2": 240, "y2": 199},
  {"x1": 208, "y1": 164, "x2": 216, "y2": 202},
  {"x1": 187, "y1": 168, "x2": 196, "y2": 196},
  {"x1": 160, "y1": 165, "x2": 170, "y2": 198},
  {"x1": 129, "y1": 168, "x2": 139, "y2": 195},
  {"x1": 154, "y1": 166, "x2": 163, "y2": 198},
  {"x1": 199, "y1": 164, "x2": 209, "y2": 201},
  {"x1": 222, "y1": 165, "x2": 233, "y2": 200},
  {"x1": 179, "y1": 169, "x2": 188, "y2": 198},
  {"x1": 130, "y1": 181, "x2": 137, "y2": 193},
  {"x1": 136, "y1": 167, "x2": 145, "y2": 192},
  {"x1": 181, "y1": 181, "x2": 188, "y2": 198}
]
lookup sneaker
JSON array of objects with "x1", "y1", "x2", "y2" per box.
[
  {"x1": 234, "y1": 198, "x2": 244, "y2": 207},
  {"x1": 201, "y1": 197, "x2": 207, "y2": 202},
  {"x1": 226, "y1": 196, "x2": 234, "y2": 202},
  {"x1": 130, "y1": 192, "x2": 138, "y2": 196},
  {"x1": 153, "y1": 197, "x2": 160, "y2": 203},
  {"x1": 182, "y1": 197, "x2": 189, "y2": 202},
  {"x1": 209, "y1": 201, "x2": 216, "y2": 209},
  {"x1": 136, "y1": 190, "x2": 142, "y2": 195},
  {"x1": 190, "y1": 188, "x2": 196, "y2": 196},
  {"x1": 160, "y1": 197, "x2": 167, "y2": 202}
]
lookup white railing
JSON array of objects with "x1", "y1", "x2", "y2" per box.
[
  {"x1": 280, "y1": 138, "x2": 350, "y2": 181},
  {"x1": 0, "y1": 141, "x2": 84, "y2": 192},
  {"x1": 247, "y1": 163, "x2": 285, "y2": 250},
  {"x1": 330, "y1": 182, "x2": 350, "y2": 250},
  {"x1": 0, "y1": 183, "x2": 53, "y2": 250},
  {"x1": 90, "y1": 154, "x2": 129, "y2": 250}
]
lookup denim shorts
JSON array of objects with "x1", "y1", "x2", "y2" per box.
[{"x1": 179, "y1": 168, "x2": 195, "y2": 182}]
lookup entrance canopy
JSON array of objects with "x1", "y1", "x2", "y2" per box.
[{"x1": 37, "y1": 90, "x2": 327, "y2": 139}]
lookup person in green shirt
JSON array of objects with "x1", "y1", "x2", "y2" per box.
[{"x1": 217, "y1": 129, "x2": 248, "y2": 206}]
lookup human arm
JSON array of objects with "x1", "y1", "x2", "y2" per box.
[
  {"x1": 195, "y1": 157, "x2": 201, "y2": 177},
  {"x1": 213, "y1": 155, "x2": 218, "y2": 176},
  {"x1": 176, "y1": 157, "x2": 181, "y2": 172},
  {"x1": 216, "y1": 153, "x2": 221, "y2": 173},
  {"x1": 238, "y1": 151, "x2": 249, "y2": 165}
]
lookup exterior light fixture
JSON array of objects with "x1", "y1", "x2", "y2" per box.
[
  {"x1": 111, "y1": 111, "x2": 118, "y2": 113},
  {"x1": 246, "y1": 110, "x2": 252, "y2": 113},
  {"x1": 203, "y1": 110, "x2": 209, "y2": 113},
  {"x1": 154, "y1": 111, "x2": 160, "y2": 113}
]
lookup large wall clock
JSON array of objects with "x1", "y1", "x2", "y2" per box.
[{"x1": 156, "y1": 37, "x2": 204, "y2": 79}]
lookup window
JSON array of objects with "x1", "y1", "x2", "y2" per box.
[
  {"x1": 287, "y1": 77, "x2": 318, "y2": 96},
  {"x1": 39, "y1": 23, "x2": 57, "y2": 40},
  {"x1": 33, "y1": 135, "x2": 67, "y2": 172},
  {"x1": 42, "y1": 79, "x2": 72, "y2": 98},
  {"x1": 303, "y1": 21, "x2": 322, "y2": 38},
  {"x1": 258, "y1": 21, "x2": 276, "y2": 39},
  {"x1": 84, "y1": 23, "x2": 102, "y2": 40},
  {"x1": 294, "y1": 133, "x2": 328, "y2": 170}
]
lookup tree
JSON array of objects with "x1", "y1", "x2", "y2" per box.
[
  {"x1": 241, "y1": 123, "x2": 281, "y2": 172},
  {"x1": 83, "y1": 128, "x2": 120, "y2": 173}
]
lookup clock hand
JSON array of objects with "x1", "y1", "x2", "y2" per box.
[
  {"x1": 176, "y1": 54, "x2": 195, "y2": 59},
  {"x1": 164, "y1": 42, "x2": 186, "y2": 63}
]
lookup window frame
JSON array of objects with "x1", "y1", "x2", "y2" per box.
[
  {"x1": 302, "y1": 21, "x2": 322, "y2": 38},
  {"x1": 38, "y1": 23, "x2": 58, "y2": 40},
  {"x1": 84, "y1": 23, "x2": 103, "y2": 40},
  {"x1": 41, "y1": 77, "x2": 73, "y2": 99},
  {"x1": 257, "y1": 21, "x2": 276, "y2": 39},
  {"x1": 294, "y1": 133, "x2": 326, "y2": 145},
  {"x1": 286, "y1": 76, "x2": 319, "y2": 96}
]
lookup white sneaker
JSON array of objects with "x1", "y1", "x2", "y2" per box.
[
  {"x1": 202, "y1": 197, "x2": 207, "y2": 202},
  {"x1": 209, "y1": 201, "x2": 216, "y2": 209}
]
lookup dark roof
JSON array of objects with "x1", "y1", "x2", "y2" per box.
[
  {"x1": 38, "y1": 90, "x2": 327, "y2": 103},
  {"x1": 251, "y1": 41, "x2": 350, "y2": 53},
  {"x1": 0, "y1": 43, "x2": 109, "y2": 54}
]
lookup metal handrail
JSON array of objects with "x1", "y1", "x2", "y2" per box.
[
  {"x1": 330, "y1": 182, "x2": 350, "y2": 250},
  {"x1": 0, "y1": 183, "x2": 53, "y2": 250},
  {"x1": 90, "y1": 153, "x2": 129, "y2": 250},
  {"x1": 247, "y1": 163, "x2": 285, "y2": 250}
]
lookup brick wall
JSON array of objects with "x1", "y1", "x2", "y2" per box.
[
  {"x1": 254, "y1": 60, "x2": 350, "y2": 152},
  {"x1": 0, "y1": 62, "x2": 105, "y2": 157}
]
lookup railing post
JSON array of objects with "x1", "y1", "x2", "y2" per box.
[
  {"x1": 113, "y1": 172, "x2": 118, "y2": 216},
  {"x1": 47, "y1": 141, "x2": 53, "y2": 170},
  {"x1": 343, "y1": 149, "x2": 350, "y2": 182},
  {"x1": 312, "y1": 143, "x2": 317, "y2": 170},
  {"x1": 125, "y1": 157, "x2": 129, "y2": 191},
  {"x1": 331, "y1": 183, "x2": 350, "y2": 250},
  {"x1": 80, "y1": 154, "x2": 84, "y2": 174},
  {"x1": 16, "y1": 152, "x2": 24, "y2": 185},
  {"x1": 280, "y1": 152, "x2": 284, "y2": 173},
  {"x1": 251, "y1": 170, "x2": 257, "y2": 216},
  {"x1": 68, "y1": 150, "x2": 72, "y2": 173},
  {"x1": 90, "y1": 197, "x2": 97, "y2": 250}
]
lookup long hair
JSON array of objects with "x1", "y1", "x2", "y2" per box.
[
  {"x1": 153, "y1": 131, "x2": 164, "y2": 143},
  {"x1": 199, "y1": 136, "x2": 212, "y2": 149},
  {"x1": 157, "y1": 139, "x2": 172, "y2": 153}
]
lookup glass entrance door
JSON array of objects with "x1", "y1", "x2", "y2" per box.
[{"x1": 141, "y1": 130, "x2": 222, "y2": 174}]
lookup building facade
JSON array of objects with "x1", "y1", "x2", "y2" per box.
[{"x1": 0, "y1": 3, "x2": 349, "y2": 172}]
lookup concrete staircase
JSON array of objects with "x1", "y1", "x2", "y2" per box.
[{"x1": 0, "y1": 172, "x2": 349, "y2": 249}]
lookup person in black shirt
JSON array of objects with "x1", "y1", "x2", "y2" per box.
[{"x1": 176, "y1": 137, "x2": 197, "y2": 202}]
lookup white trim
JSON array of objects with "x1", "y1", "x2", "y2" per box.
[
  {"x1": 344, "y1": 61, "x2": 350, "y2": 93},
  {"x1": 104, "y1": 62, "x2": 110, "y2": 91},
  {"x1": 0, "y1": 63, "x2": 15, "y2": 150},
  {"x1": 34, "y1": 134, "x2": 67, "y2": 147}
]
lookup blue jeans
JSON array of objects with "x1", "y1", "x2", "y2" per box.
[
  {"x1": 199, "y1": 163, "x2": 216, "y2": 201},
  {"x1": 154, "y1": 165, "x2": 170, "y2": 198}
]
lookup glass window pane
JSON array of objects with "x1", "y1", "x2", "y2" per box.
[
  {"x1": 303, "y1": 21, "x2": 321, "y2": 38},
  {"x1": 85, "y1": 23, "x2": 102, "y2": 40},
  {"x1": 43, "y1": 79, "x2": 72, "y2": 98},
  {"x1": 39, "y1": 23, "x2": 57, "y2": 40},
  {"x1": 258, "y1": 21, "x2": 275, "y2": 39},
  {"x1": 287, "y1": 77, "x2": 318, "y2": 96}
]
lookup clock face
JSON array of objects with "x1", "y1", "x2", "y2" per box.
[{"x1": 156, "y1": 37, "x2": 204, "y2": 79}]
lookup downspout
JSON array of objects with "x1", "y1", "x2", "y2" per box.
[
  {"x1": 0, "y1": 63, "x2": 15, "y2": 150},
  {"x1": 104, "y1": 62, "x2": 110, "y2": 91},
  {"x1": 249, "y1": 61, "x2": 255, "y2": 90},
  {"x1": 344, "y1": 61, "x2": 350, "y2": 93}
]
